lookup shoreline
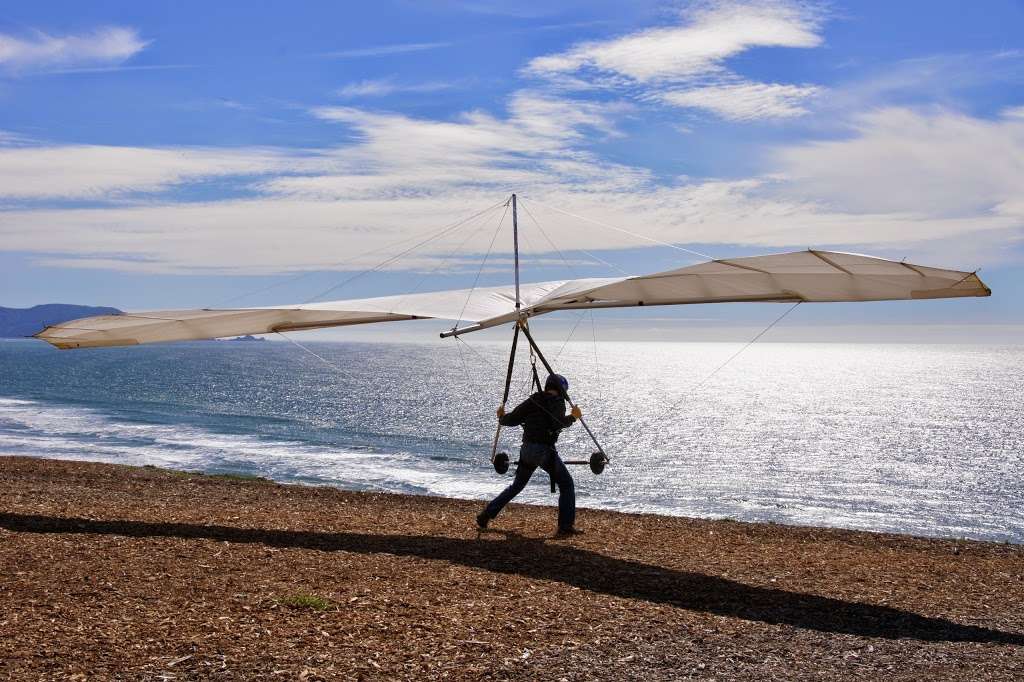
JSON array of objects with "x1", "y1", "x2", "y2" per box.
[
  {"x1": 2, "y1": 455, "x2": 1022, "y2": 679},
  {"x1": 3, "y1": 449, "x2": 1017, "y2": 547}
]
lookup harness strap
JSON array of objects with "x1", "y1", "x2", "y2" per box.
[{"x1": 527, "y1": 340, "x2": 543, "y2": 393}]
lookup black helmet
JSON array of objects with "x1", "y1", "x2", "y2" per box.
[{"x1": 544, "y1": 373, "x2": 569, "y2": 394}]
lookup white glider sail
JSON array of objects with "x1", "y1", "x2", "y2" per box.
[{"x1": 35, "y1": 249, "x2": 989, "y2": 350}]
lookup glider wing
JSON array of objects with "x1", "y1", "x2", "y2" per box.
[{"x1": 35, "y1": 250, "x2": 989, "y2": 349}]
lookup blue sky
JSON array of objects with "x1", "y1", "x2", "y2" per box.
[{"x1": 1, "y1": 0, "x2": 1021, "y2": 338}]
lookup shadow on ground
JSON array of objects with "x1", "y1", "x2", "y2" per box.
[{"x1": 2, "y1": 512, "x2": 1021, "y2": 646}]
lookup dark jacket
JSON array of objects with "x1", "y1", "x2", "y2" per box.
[{"x1": 499, "y1": 391, "x2": 576, "y2": 446}]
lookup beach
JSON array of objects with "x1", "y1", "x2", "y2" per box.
[{"x1": 1, "y1": 455, "x2": 1021, "y2": 680}]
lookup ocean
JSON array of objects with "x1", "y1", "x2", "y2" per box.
[{"x1": 1, "y1": 338, "x2": 1021, "y2": 543}]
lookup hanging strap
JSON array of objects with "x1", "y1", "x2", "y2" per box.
[{"x1": 530, "y1": 354, "x2": 543, "y2": 393}]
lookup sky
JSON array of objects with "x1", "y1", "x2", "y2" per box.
[{"x1": 1, "y1": 0, "x2": 1022, "y2": 341}]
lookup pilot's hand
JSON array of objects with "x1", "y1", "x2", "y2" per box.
[
  {"x1": 496, "y1": 405, "x2": 506, "y2": 419},
  {"x1": 571, "y1": 405, "x2": 583, "y2": 419}
]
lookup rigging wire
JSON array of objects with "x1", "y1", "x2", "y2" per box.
[
  {"x1": 457, "y1": 197, "x2": 606, "y2": 441},
  {"x1": 454, "y1": 334, "x2": 468, "y2": 371},
  {"x1": 274, "y1": 331, "x2": 350, "y2": 375},
  {"x1": 458, "y1": 330, "x2": 584, "y2": 456},
  {"x1": 553, "y1": 311, "x2": 589, "y2": 363},
  {"x1": 521, "y1": 195, "x2": 715, "y2": 261},
  {"x1": 452, "y1": 331, "x2": 476, "y2": 392},
  {"x1": 301, "y1": 199, "x2": 510, "y2": 305},
  {"x1": 410, "y1": 204, "x2": 514, "y2": 400},
  {"x1": 516, "y1": 195, "x2": 803, "y2": 453},
  {"x1": 384, "y1": 202, "x2": 505, "y2": 315},
  {"x1": 515, "y1": 219, "x2": 541, "y2": 280},
  {"x1": 505, "y1": 314, "x2": 589, "y2": 428},
  {"x1": 209, "y1": 199, "x2": 507, "y2": 309},
  {"x1": 518, "y1": 198, "x2": 630, "y2": 277},
  {"x1": 284, "y1": 194, "x2": 793, "y2": 452},
  {"x1": 233, "y1": 193, "x2": 811, "y2": 469},
  {"x1": 496, "y1": 204, "x2": 592, "y2": 402},
  {"x1": 454, "y1": 334, "x2": 504, "y2": 376},
  {"x1": 517, "y1": 200, "x2": 580, "y2": 278},
  {"x1": 453, "y1": 200, "x2": 511, "y2": 329},
  {"x1": 637, "y1": 301, "x2": 804, "y2": 441},
  {"x1": 517, "y1": 200, "x2": 606, "y2": 377},
  {"x1": 517, "y1": 198, "x2": 606, "y2": 420}
]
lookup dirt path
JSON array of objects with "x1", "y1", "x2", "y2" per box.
[{"x1": 1, "y1": 456, "x2": 1021, "y2": 680}]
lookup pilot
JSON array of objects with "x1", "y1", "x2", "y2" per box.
[{"x1": 476, "y1": 373, "x2": 583, "y2": 537}]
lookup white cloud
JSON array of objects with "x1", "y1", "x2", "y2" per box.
[
  {"x1": 37, "y1": 63, "x2": 194, "y2": 76},
  {"x1": 271, "y1": 93, "x2": 638, "y2": 200},
  {"x1": 318, "y1": 42, "x2": 452, "y2": 59},
  {"x1": 453, "y1": 1, "x2": 555, "y2": 19},
  {"x1": 772, "y1": 107, "x2": 1024, "y2": 217},
  {"x1": 336, "y1": 78, "x2": 458, "y2": 98},
  {"x1": 0, "y1": 93, "x2": 653, "y2": 274},
  {"x1": 822, "y1": 51, "x2": 1024, "y2": 116},
  {"x1": 526, "y1": 1, "x2": 821, "y2": 82},
  {"x1": 0, "y1": 144, "x2": 308, "y2": 199},
  {"x1": 0, "y1": 92, "x2": 633, "y2": 203},
  {"x1": 0, "y1": 130, "x2": 32, "y2": 145},
  {"x1": 660, "y1": 81, "x2": 822, "y2": 120},
  {"x1": 337, "y1": 79, "x2": 401, "y2": 98},
  {"x1": 0, "y1": 99, "x2": 1020, "y2": 275},
  {"x1": 1, "y1": 6, "x2": 1019, "y2": 283},
  {"x1": 0, "y1": 26, "x2": 146, "y2": 71},
  {"x1": 524, "y1": 0, "x2": 825, "y2": 121}
]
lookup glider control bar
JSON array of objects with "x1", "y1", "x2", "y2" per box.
[{"x1": 517, "y1": 320, "x2": 609, "y2": 461}]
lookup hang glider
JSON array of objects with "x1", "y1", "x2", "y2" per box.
[
  {"x1": 35, "y1": 248, "x2": 989, "y2": 350},
  {"x1": 31, "y1": 193, "x2": 994, "y2": 481}
]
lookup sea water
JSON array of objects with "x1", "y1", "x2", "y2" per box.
[{"x1": 1, "y1": 339, "x2": 1021, "y2": 543}]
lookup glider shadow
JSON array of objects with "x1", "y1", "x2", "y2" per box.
[{"x1": 2, "y1": 512, "x2": 1020, "y2": 646}]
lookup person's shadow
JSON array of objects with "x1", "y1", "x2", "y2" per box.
[{"x1": 2, "y1": 512, "x2": 1020, "y2": 645}]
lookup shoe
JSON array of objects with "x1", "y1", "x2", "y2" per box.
[
  {"x1": 476, "y1": 510, "x2": 490, "y2": 530},
  {"x1": 555, "y1": 527, "x2": 583, "y2": 538}
]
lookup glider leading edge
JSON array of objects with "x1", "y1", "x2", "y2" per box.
[{"x1": 35, "y1": 248, "x2": 989, "y2": 350}]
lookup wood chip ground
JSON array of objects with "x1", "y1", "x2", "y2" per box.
[{"x1": 1, "y1": 456, "x2": 1021, "y2": 680}]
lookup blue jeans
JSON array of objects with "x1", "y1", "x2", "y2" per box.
[{"x1": 484, "y1": 442, "x2": 576, "y2": 530}]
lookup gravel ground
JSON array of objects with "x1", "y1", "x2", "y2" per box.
[{"x1": 1, "y1": 456, "x2": 1022, "y2": 681}]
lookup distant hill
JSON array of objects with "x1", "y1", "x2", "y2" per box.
[
  {"x1": 0, "y1": 304, "x2": 122, "y2": 338},
  {"x1": 222, "y1": 335, "x2": 267, "y2": 342}
]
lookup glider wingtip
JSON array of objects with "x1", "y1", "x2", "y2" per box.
[{"x1": 37, "y1": 337, "x2": 75, "y2": 350}]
